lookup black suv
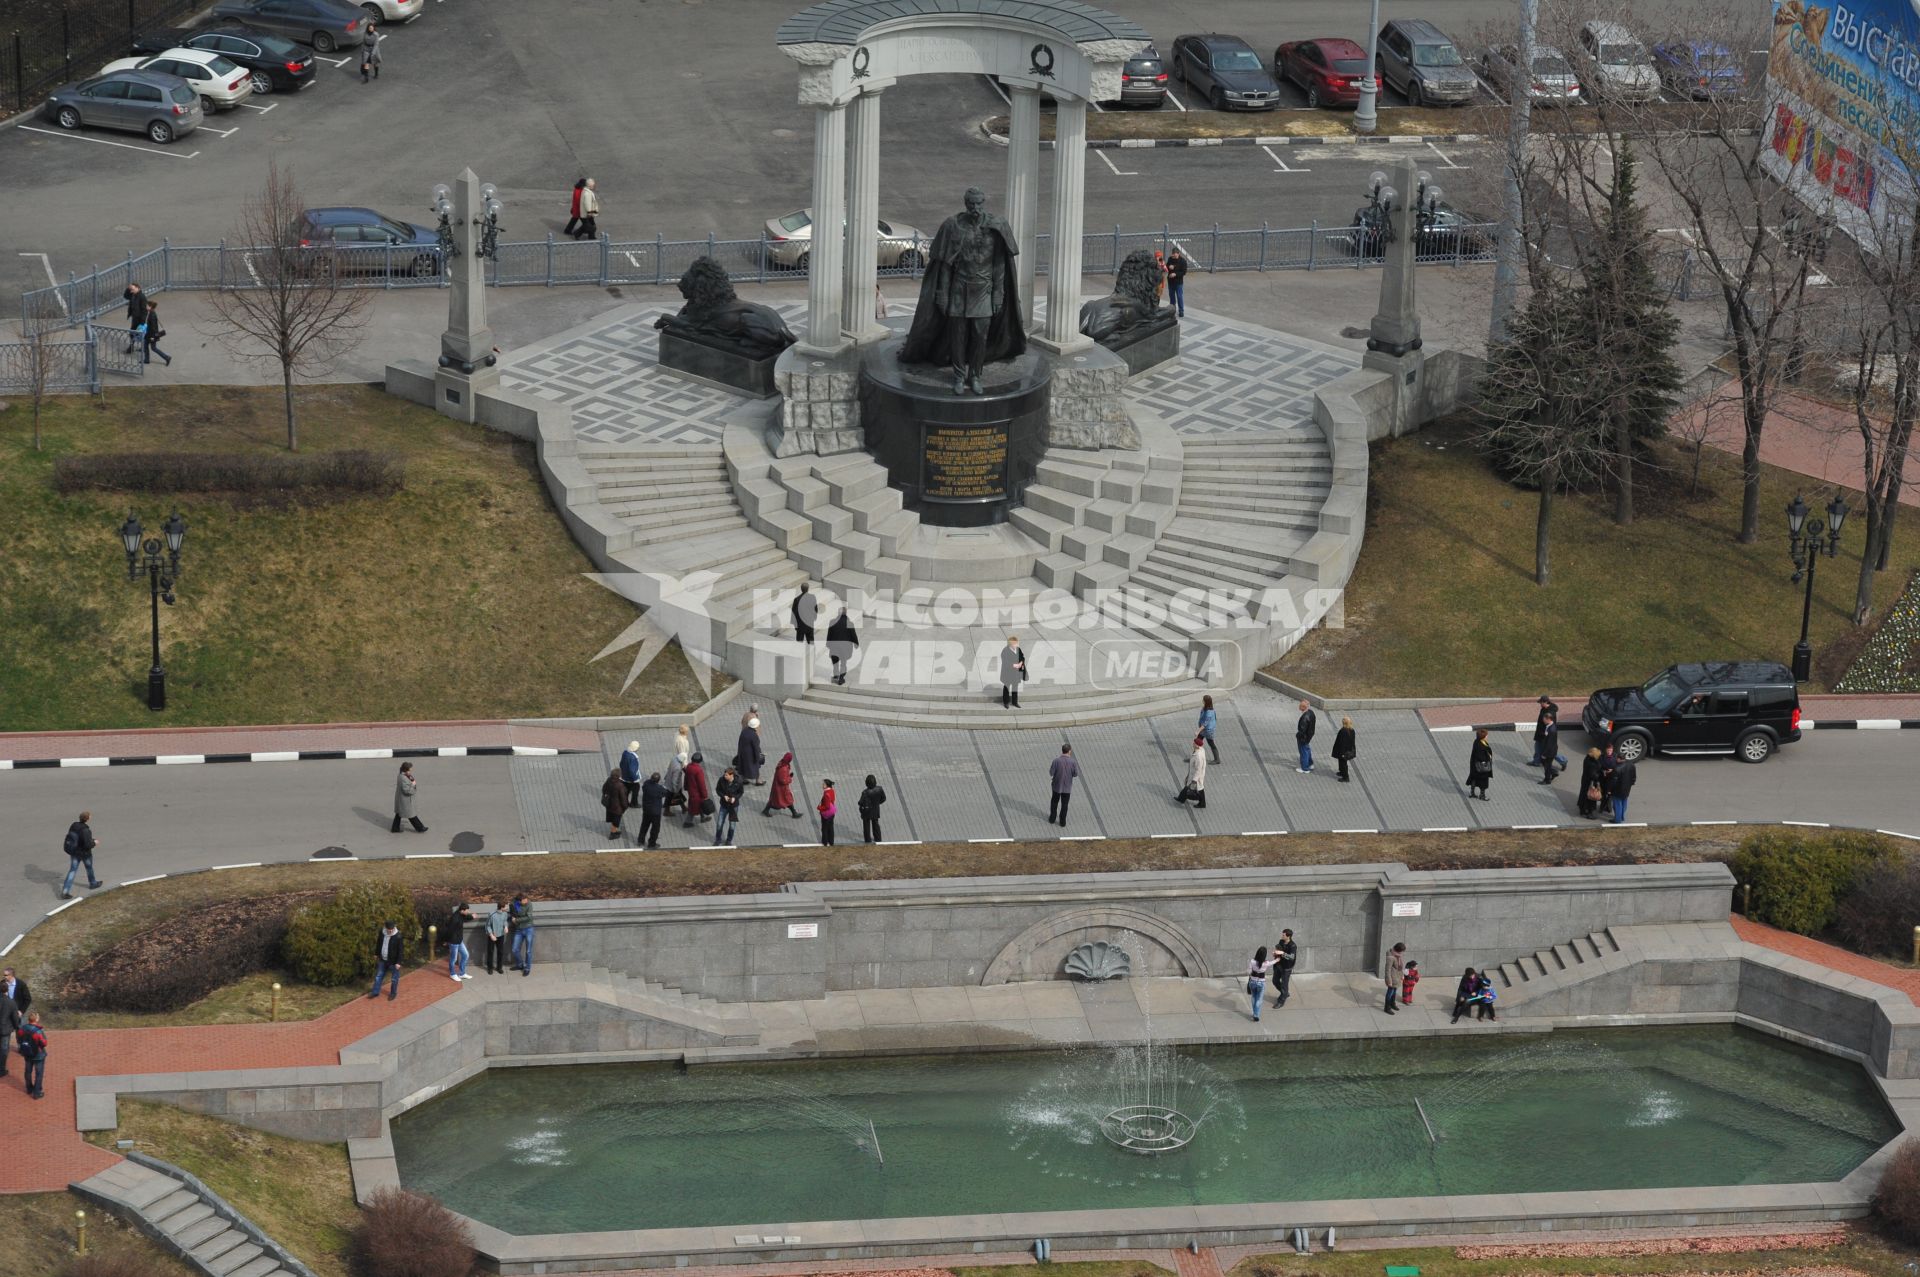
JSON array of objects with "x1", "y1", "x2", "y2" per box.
[{"x1": 1583, "y1": 662, "x2": 1802, "y2": 764}]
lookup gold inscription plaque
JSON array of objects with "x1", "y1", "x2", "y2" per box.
[{"x1": 923, "y1": 425, "x2": 1008, "y2": 501}]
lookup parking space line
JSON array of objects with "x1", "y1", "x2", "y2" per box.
[
  {"x1": 242, "y1": 252, "x2": 262, "y2": 286},
  {"x1": 18, "y1": 252, "x2": 67, "y2": 313},
  {"x1": 624, "y1": 251, "x2": 647, "y2": 271},
  {"x1": 16, "y1": 125, "x2": 198, "y2": 159},
  {"x1": 1165, "y1": 89, "x2": 1189, "y2": 112},
  {"x1": 1094, "y1": 149, "x2": 1136, "y2": 176},
  {"x1": 200, "y1": 125, "x2": 240, "y2": 137},
  {"x1": 1262, "y1": 144, "x2": 1309, "y2": 173},
  {"x1": 983, "y1": 75, "x2": 1010, "y2": 106},
  {"x1": 316, "y1": 54, "x2": 353, "y2": 66},
  {"x1": 1426, "y1": 140, "x2": 1467, "y2": 169},
  {"x1": 238, "y1": 101, "x2": 278, "y2": 113}
]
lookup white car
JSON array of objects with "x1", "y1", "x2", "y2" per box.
[
  {"x1": 357, "y1": 0, "x2": 422, "y2": 24},
  {"x1": 100, "y1": 49, "x2": 253, "y2": 112},
  {"x1": 1576, "y1": 20, "x2": 1660, "y2": 103}
]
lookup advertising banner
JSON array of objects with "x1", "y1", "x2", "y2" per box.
[{"x1": 1763, "y1": 0, "x2": 1920, "y2": 244}]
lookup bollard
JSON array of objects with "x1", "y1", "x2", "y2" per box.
[
  {"x1": 1740, "y1": 883, "x2": 1751, "y2": 917},
  {"x1": 75, "y1": 1210, "x2": 87, "y2": 1255},
  {"x1": 428, "y1": 924, "x2": 437, "y2": 959},
  {"x1": 270, "y1": 982, "x2": 280, "y2": 1022},
  {"x1": 1912, "y1": 925, "x2": 1919, "y2": 967}
]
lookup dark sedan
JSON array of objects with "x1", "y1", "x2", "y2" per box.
[
  {"x1": 1273, "y1": 37, "x2": 1370, "y2": 109},
  {"x1": 300, "y1": 207, "x2": 443, "y2": 276},
  {"x1": 133, "y1": 25, "x2": 315, "y2": 94},
  {"x1": 210, "y1": 0, "x2": 366, "y2": 52},
  {"x1": 1171, "y1": 33, "x2": 1281, "y2": 111}
]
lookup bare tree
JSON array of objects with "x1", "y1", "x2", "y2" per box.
[
  {"x1": 1668, "y1": 370, "x2": 1738, "y2": 499},
  {"x1": 208, "y1": 160, "x2": 371, "y2": 450}
]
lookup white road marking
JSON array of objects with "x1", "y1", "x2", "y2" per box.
[
  {"x1": 1241, "y1": 830, "x2": 1287, "y2": 836},
  {"x1": 1095, "y1": 149, "x2": 1137, "y2": 176},
  {"x1": 511, "y1": 745, "x2": 559, "y2": 756},
  {"x1": 1783, "y1": 820, "x2": 1831, "y2": 827},
  {"x1": 438, "y1": 746, "x2": 468, "y2": 757},
  {"x1": 211, "y1": 861, "x2": 262, "y2": 870},
  {"x1": 878, "y1": 839, "x2": 922, "y2": 845},
  {"x1": 121, "y1": 874, "x2": 169, "y2": 885},
  {"x1": 968, "y1": 837, "x2": 1011, "y2": 843},
  {"x1": 1262, "y1": 144, "x2": 1309, "y2": 172},
  {"x1": 18, "y1": 252, "x2": 66, "y2": 313},
  {"x1": 1061, "y1": 834, "x2": 1105, "y2": 841},
  {"x1": 1165, "y1": 88, "x2": 1189, "y2": 112},
  {"x1": 502, "y1": 848, "x2": 549, "y2": 855},
  {"x1": 1331, "y1": 828, "x2": 1380, "y2": 835},
  {"x1": 1091, "y1": 98, "x2": 1105, "y2": 113},
  {"x1": 1511, "y1": 824, "x2": 1557, "y2": 830},
  {"x1": 345, "y1": 747, "x2": 393, "y2": 759},
  {"x1": 1879, "y1": 829, "x2": 1920, "y2": 841},
  {"x1": 242, "y1": 252, "x2": 262, "y2": 285},
  {"x1": 783, "y1": 842, "x2": 823, "y2": 848},
  {"x1": 48, "y1": 899, "x2": 83, "y2": 916},
  {"x1": 238, "y1": 101, "x2": 277, "y2": 113},
  {"x1": 199, "y1": 125, "x2": 239, "y2": 137},
  {"x1": 624, "y1": 251, "x2": 648, "y2": 271},
  {"x1": 0, "y1": 935, "x2": 21, "y2": 957},
  {"x1": 16, "y1": 125, "x2": 199, "y2": 159},
  {"x1": 1601, "y1": 822, "x2": 1647, "y2": 828},
  {"x1": 316, "y1": 54, "x2": 353, "y2": 66},
  {"x1": 1151, "y1": 832, "x2": 1196, "y2": 838},
  {"x1": 1422, "y1": 826, "x2": 1468, "y2": 833},
  {"x1": 1692, "y1": 820, "x2": 1738, "y2": 826},
  {"x1": 984, "y1": 75, "x2": 1011, "y2": 106},
  {"x1": 405, "y1": 852, "x2": 454, "y2": 859},
  {"x1": 60, "y1": 758, "x2": 110, "y2": 767},
  {"x1": 1427, "y1": 140, "x2": 1467, "y2": 169},
  {"x1": 156, "y1": 754, "x2": 203, "y2": 764},
  {"x1": 250, "y1": 750, "x2": 296, "y2": 762}
]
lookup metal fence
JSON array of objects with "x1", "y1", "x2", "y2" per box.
[
  {"x1": 0, "y1": 322, "x2": 143, "y2": 392},
  {"x1": 4, "y1": 0, "x2": 206, "y2": 116},
  {"x1": 20, "y1": 221, "x2": 1502, "y2": 335}
]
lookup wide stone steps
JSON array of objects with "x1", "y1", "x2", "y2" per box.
[
  {"x1": 785, "y1": 681, "x2": 1209, "y2": 729},
  {"x1": 791, "y1": 668, "x2": 1195, "y2": 706},
  {"x1": 73, "y1": 1160, "x2": 300, "y2": 1277},
  {"x1": 1494, "y1": 929, "x2": 1621, "y2": 989},
  {"x1": 1175, "y1": 502, "x2": 1321, "y2": 534},
  {"x1": 580, "y1": 964, "x2": 752, "y2": 1029}
]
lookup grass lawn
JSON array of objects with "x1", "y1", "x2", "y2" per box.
[
  {"x1": 1270, "y1": 420, "x2": 1911, "y2": 697},
  {"x1": 10, "y1": 824, "x2": 1751, "y2": 1024},
  {"x1": 0, "y1": 1190, "x2": 199, "y2": 1277},
  {"x1": 88, "y1": 1100, "x2": 357, "y2": 1277},
  {"x1": 54, "y1": 968, "x2": 365, "y2": 1031},
  {"x1": 0, "y1": 383, "x2": 709, "y2": 730},
  {"x1": 1225, "y1": 1235, "x2": 1910, "y2": 1277}
]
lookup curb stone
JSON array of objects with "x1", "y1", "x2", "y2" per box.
[
  {"x1": 980, "y1": 121, "x2": 1760, "y2": 150},
  {"x1": 0, "y1": 743, "x2": 593, "y2": 770}
]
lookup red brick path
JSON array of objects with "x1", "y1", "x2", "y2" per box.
[
  {"x1": 0, "y1": 974, "x2": 456, "y2": 1194},
  {"x1": 1175, "y1": 1247, "x2": 1227, "y2": 1277},
  {"x1": 1730, "y1": 913, "x2": 1920, "y2": 1003}
]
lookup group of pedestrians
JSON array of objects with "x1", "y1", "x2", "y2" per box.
[
  {"x1": 1462, "y1": 696, "x2": 1639, "y2": 821},
  {"x1": 1242, "y1": 936, "x2": 1499, "y2": 1026},
  {"x1": 1, "y1": 968, "x2": 46, "y2": 1101},
  {"x1": 1242, "y1": 929, "x2": 1299, "y2": 1021},
  {"x1": 562, "y1": 178, "x2": 601, "y2": 240},
  {"x1": 367, "y1": 893, "x2": 538, "y2": 1002},
  {"x1": 120, "y1": 283, "x2": 171, "y2": 367}
]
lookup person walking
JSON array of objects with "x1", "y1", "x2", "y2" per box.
[
  {"x1": 1537, "y1": 709, "x2": 1563, "y2": 784},
  {"x1": 1577, "y1": 747, "x2": 1605, "y2": 819},
  {"x1": 1383, "y1": 941, "x2": 1407, "y2": 1014},
  {"x1": 714, "y1": 764, "x2": 745, "y2": 845},
  {"x1": 123, "y1": 283, "x2": 148, "y2": 353},
  {"x1": 141, "y1": 300, "x2": 171, "y2": 366},
  {"x1": 1197, "y1": 694, "x2": 1219, "y2": 763},
  {"x1": 1332, "y1": 716, "x2": 1357, "y2": 783},
  {"x1": 1401, "y1": 958, "x2": 1420, "y2": 1007},
  {"x1": 1175, "y1": 734, "x2": 1207, "y2": 809},
  {"x1": 392, "y1": 762, "x2": 427, "y2": 833},
  {"x1": 1449, "y1": 967, "x2": 1479, "y2": 1023},
  {"x1": 663, "y1": 751, "x2": 689, "y2": 819},
  {"x1": 637, "y1": 773, "x2": 667, "y2": 849},
  {"x1": 682, "y1": 753, "x2": 711, "y2": 829},
  {"x1": 484, "y1": 901, "x2": 509, "y2": 975},
  {"x1": 574, "y1": 177, "x2": 600, "y2": 240},
  {"x1": 445, "y1": 901, "x2": 474, "y2": 981},
  {"x1": 817, "y1": 779, "x2": 837, "y2": 846},
  {"x1": 1048, "y1": 743, "x2": 1080, "y2": 827},
  {"x1": 673, "y1": 723, "x2": 692, "y2": 764},
  {"x1": 1165, "y1": 247, "x2": 1188, "y2": 317},
  {"x1": 1465, "y1": 728, "x2": 1494, "y2": 800},
  {"x1": 563, "y1": 177, "x2": 587, "y2": 238},
  {"x1": 600, "y1": 766, "x2": 630, "y2": 841},
  {"x1": 0, "y1": 969, "x2": 29, "y2": 1019},
  {"x1": 999, "y1": 636, "x2": 1026, "y2": 708},
  {"x1": 763, "y1": 751, "x2": 802, "y2": 818},
  {"x1": 368, "y1": 921, "x2": 403, "y2": 1001},
  {"x1": 508, "y1": 893, "x2": 535, "y2": 976},
  {"x1": 0, "y1": 985, "x2": 19, "y2": 1082},
  {"x1": 1153, "y1": 249, "x2": 1168, "y2": 300},
  {"x1": 1610, "y1": 755, "x2": 1638, "y2": 824},
  {"x1": 791, "y1": 582, "x2": 817, "y2": 647},
  {"x1": 1271, "y1": 929, "x2": 1298, "y2": 1006},
  {"x1": 1295, "y1": 700, "x2": 1317, "y2": 773},
  {"x1": 15, "y1": 1013, "x2": 47, "y2": 1100},
  {"x1": 737, "y1": 716, "x2": 765, "y2": 786},
  {"x1": 858, "y1": 773, "x2": 887, "y2": 843},
  {"x1": 619, "y1": 741, "x2": 642, "y2": 808},
  {"x1": 1245, "y1": 945, "x2": 1272, "y2": 1022},
  {"x1": 1531, "y1": 696, "x2": 1559, "y2": 766},
  {"x1": 826, "y1": 607, "x2": 859, "y2": 685},
  {"x1": 60, "y1": 810, "x2": 102, "y2": 900},
  {"x1": 359, "y1": 20, "x2": 380, "y2": 80}
]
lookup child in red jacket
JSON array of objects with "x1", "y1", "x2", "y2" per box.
[{"x1": 1400, "y1": 959, "x2": 1420, "y2": 1006}]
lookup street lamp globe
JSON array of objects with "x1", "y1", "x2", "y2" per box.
[
  {"x1": 1785, "y1": 493, "x2": 1808, "y2": 536},
  {"x1": 163, "y1": 511, "x2": 187, "y2": 556},
  {"x1": 120, "y1": 514, "x2": 143, "y2": 559},
  {"x1": 1825, "y1": 495, "x2": 1849, "y2": 539}
]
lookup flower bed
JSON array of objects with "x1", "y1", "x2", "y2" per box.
[{"x1": 1837, "y1": 571, "x2": 1920, "y2": 693}]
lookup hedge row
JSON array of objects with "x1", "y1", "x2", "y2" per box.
[{"x1": 52, "y1": 449, "x2": 403, "y2": 496}]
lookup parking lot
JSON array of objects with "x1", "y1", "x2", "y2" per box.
[{"x1": 0, "y1": 0, "x2": 1772, "y2": 292}]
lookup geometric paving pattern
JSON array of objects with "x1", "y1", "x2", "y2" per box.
[{"x1": 500, "y1": 301, "x2": 1356, "y2": 448}]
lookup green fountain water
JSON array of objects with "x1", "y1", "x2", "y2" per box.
[{"x1": 391, "y1": 1024, "x2": 1897, "y2": 1236}]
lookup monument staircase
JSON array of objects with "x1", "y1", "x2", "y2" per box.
[{"x1": 1489, "y1": 929, "x2": 1625, "y2": 996}]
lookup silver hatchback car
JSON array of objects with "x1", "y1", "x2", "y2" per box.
[
  {"x1": 1479, "y1": 43, "x2": 1581, "y2": 101},
  {"x1": 44, "y1": 68, "x2": 204, "y2": 143},
  {"x1": 763, "y1": 210, "x2": 928, "y2": 272}
]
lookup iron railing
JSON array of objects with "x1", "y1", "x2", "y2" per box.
[
  {"x1": 0, "y1": 322, "x2": 142, "y2": 392},
  {"x1": 20, "y1": 220, "x2": 1502, "y2": 334}
]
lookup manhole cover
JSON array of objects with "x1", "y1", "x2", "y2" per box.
[{"x1": 311, "y1": 845, "x2": 353, "y2": 860}]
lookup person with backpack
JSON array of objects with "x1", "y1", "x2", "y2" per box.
[
  {"x1": 508, "y1": 893, "x2": 535, "y2": 976},
  {"x1": 858, "y1": 774, "x2": 887, "y2": 843},
  {"x1": 1470, "y1": 972, "x2": 1499, "y2": 1020},
  {"x1": 60, "y1": 811, "x2": 101, "y2": 900},
  {"x1": 15, "y1": 1012, "x2": 48, "y2": 1100}
]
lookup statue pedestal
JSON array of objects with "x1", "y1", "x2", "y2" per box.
[
  {"x1": 1047, "y1": 342, "x2": 1138, "y2": 450},
  {"x1": 658, "y1": 329, "x2": 782, "y2": 399},
  {"x1": 772, "y1": 345, "x2": 864, "y2": 457},
  {"x1": 1099, "y1": 314, "x2": 1181, "y2": 378},
  {"x1": 860, "y1": 339, "x2": 1050, "y2": 528}
]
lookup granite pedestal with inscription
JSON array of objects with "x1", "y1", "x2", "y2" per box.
[{"x1": 860, "y1": 339, "x2": 1050, "y2": 527}]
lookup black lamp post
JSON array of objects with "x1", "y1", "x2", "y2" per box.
[
  {"x1": 1784, "y1": 492, "x2": 1847, "y2": 682},
  {"x1": 120, "y1": 511, "x2": 186, "y2": 711}
]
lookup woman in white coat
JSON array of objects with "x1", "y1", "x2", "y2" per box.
[{"x1": 1174, "y1": 734, "x2": 1207, "y2": 809}]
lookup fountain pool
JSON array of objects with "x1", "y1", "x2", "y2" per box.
[{"x1": 390, "y1": 1025, "x2": 1897, "y2": 1236}]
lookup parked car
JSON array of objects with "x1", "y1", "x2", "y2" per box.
[
  {"x1": 299, "y1": 206, "x2": 443, "y2": 276},
  {"x1": 1651, "y1": 40, "x2": 1748, "y2": 98},
  {"x1": 101, "y1": 48, "x2": 252, "y2": 112},
  {"x1": 761, "y1": 210, "x2": 928, "y2": 272},
  {"x1": 1576, "y1": 20, "x2": 1659, "y2": 103},
  {"x1": 1376, "y1": 18, "x2": 1479, "y2": 107},
  {"x1": 42, "y1": 68, "x2": 203, "y2": 143},
  {"x1": 1478, "y1": 42, "x2": 1581, "y2": 102},
  {"x1": 1170, "y1": 33, "x2": 1281, "y2": 111},
  {"x1": 132, "y1": 25, "x2": 316, "y2": 94},
  {"x1": 355, "y1": 0, "x2": 421, "y2": 24},
  {"x1": 1273, "y1": 37, "x2": 1370, "y2": 109},
  {"x1": 1582, "y1": 662, "x2": 1802, "y2": 763},
  {"x1": 1114, "y1": 46, "x2": 1167, "y2": 108},
  {"x1": 1342, "y1": 196, "x2": 1492, "y2": 259},
  {"x1": 210, "y1": 0, "x2": 367, "y2": 52}
]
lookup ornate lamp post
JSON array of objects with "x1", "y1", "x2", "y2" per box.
[
  {"x1": 120, "y1": 511, "x2": 186, "y2": 711},
  {"x1": 428, "y1": 169, "x2": 504, "y2": 423},
  {"x1": 1785, "y1": 492, "x2": 1848, "y2": 682}
]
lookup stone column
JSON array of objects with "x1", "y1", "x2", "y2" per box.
[
  {"x1": 1004, "y1": 85, "x2": 1042, "y2": 330},
  {"x1": 1361, "y1": 156, "x2": 1427, "y2": 436},
  {"x1": 432, "y1": 167, "x2": 500, "y2": 424},
  {"x1": 1040, "y1": 95, "x2": 1091, "y2": 353},
  {"x1": 801, "y1": 100, "x2": 849, "y2": 354},
  {"x1": 841, "y1": 89, "x2": 884, "y2": 344}
]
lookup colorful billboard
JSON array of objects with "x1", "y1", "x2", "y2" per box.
[{"x1": 1764, "y1": 0, "x2": 1920, "y2": 242}]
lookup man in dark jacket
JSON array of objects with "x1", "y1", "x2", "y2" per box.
[
  {"x1": 1048, "y1": 743, "x2": 1080, "y2": 827},
  {"x1": 791, "y1": 582, "x2": 817, "y2": 647},
  {"x1": 61, "y1": 811, "x2": 101, "y2": 899},
  {"x1": 123, "y1": 283, "x2": 149, "y2": 352},
  {"x1": 0, "y1": 986, "x2": 20, "y2": 1078},
  {"x1": 1271, "y1": 929, "x2": 1298, "y2": 1007},
  {"x1": 1164, "y1": 248, "x2": 1188, "y2": 317},
  {"x1": 1609, "y1": 757, "x2": 1638, "y2": 824},
  {"x1": 826, "y1": 608, "x2": 859, "y2": 685},
  {"x1": 858, "y1": 774, "x2": 887, "y2": 844},
  {"x1": 1294, "y1": 700, "x2": 1317, "y2": 774},
  {"x1": 1531, "y1": 695, "x2": 1558, "y2": 765},
  {"x1": 714, "y1": 765, "x2": 746, "y2": 845},
  {"x1": 1537, "y1": 712, "x2": 1562, "y2": 784},
  {"x1": 369, "y1": 921, "x2": 403, "y2": 1000},
  {"x1": 737, "y1": 718, "x2": 766, "y2": 786},
  {"x1": 637, "y1": 773, "x2": 668, "y2": 849},
  {"x1": 0, "y1": 969, "x2": 28, "y2": 1016}
]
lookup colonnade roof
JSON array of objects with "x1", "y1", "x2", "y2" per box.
[{"x1": 777, "y1": 0, "x2": 1148, "y2": 48}]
